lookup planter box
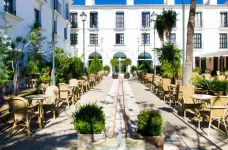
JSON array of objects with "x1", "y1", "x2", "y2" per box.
[
  {"x1": 124, "y1": 74, "x2": 130, "y2": 79},
  {"x1": 112, "y1": 74, "x2": 118, "y2": 79},
  {"x1": 78, "y1": 133, "x2": 105, "y2": 143},
  {"x1": 137, "y1": 134, "x2": 164, "y2": 150}
]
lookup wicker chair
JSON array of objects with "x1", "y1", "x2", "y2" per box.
[
  {"x1": 8, "y1": 96, "x2": 40, "y2": 137},
  {"x1": 69, "y1": 79, "x2": 79, "y2": 102},
  {"x1": 199, "y1": 96, "x2": 228, "y2": 136},
  {"x1": 159, "y1": 78, "x2": 171, "y2": 102},
  {"x1": 181, "y1": 86, "x2": 201, "y2": 118},
  {"x1": 58, "y1": 83, "x2": 72, "y2": 108},
  {"x1": 43, "y1": 86, "x2": 59, "y2": 119}
]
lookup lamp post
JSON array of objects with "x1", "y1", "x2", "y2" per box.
[
  {"x1": 94, "y1": 25, "x2": 99, "y2": 68},
  {"x1": 100, "y1": 37, "x2": 104, "y2": 57},
  {"x1": 118, "y1": 57, "x2": 121, "y2": 74},
  {"x1": 51, "y1": 0, "x2": 55, "y2": 86},
  {"x1": 80, "y1": 12, "x2": 87, "y2": 74},
  {"x1": 151, "y1": 12, "x2": 157, "y2": 85}
]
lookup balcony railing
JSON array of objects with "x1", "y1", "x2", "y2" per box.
[
  {"x1": 54, "y1": 0, "x2": 61, "y2": 14},
  {"x1": 4, "y1": 5, "x2": 16, "y2": 15}
]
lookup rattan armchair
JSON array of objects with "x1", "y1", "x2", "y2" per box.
[
  {"x1": 58, "y1": 83, "x2": 72, "y2": 108},
  {"x1": 69, "y1": 79, "x2": 80, "y2": 102},
  {"x1": 199, "y1": 96, "x2": 228, "y2": 136},
  {"x1": 8, "y1": 96, "x2": 40, "y2": 137},
  {"x1": 43, "y1": 86, "x2": 59, "y2": 119}
]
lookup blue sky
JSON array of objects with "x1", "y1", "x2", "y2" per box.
[{"x1": 72, "y1": 0, "x2": 227, "y2": 5}]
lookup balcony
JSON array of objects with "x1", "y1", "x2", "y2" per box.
[
  {"x1": 36, "y1": 0, "x2": 47, "y2": 5},
  {"x1": 88, "y1": 22, "x2": 99, "y2": 31},
  {"x1": 54, "y1": 0, "x2": 61, "y2": 15},
  {"x1": 4, "y1": 4, "x2": 23, "y2": 25}
]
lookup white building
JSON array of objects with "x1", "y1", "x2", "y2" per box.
[
  {"x1": 0, "y1": 0, "x2": 72, "y2": 55},
  {"x1": 70, "y1": 0, "x2": 228, "y2": 73}
]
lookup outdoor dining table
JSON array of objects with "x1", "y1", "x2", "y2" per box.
[{"x1": 25, "y1": 94, "x2": 50, "y2": 129}]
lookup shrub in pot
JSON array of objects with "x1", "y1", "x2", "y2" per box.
[
  {"x1": 103, "y1": 65, "x2": 110, "y2": 76},
  {"x1": 137, "y1": 109, "x2": 164, "y2": 150},
  {"x1": 124, "y1": 72, "x2": 130, "y2": 79},
  {"x1": 112, "y1": 73, "x2": 118, "y2": 79},
  {"x1": 73, "y1": 102, "x2": 105, "y2": 143},
  {"x1": 130, "y1": 65, "x2": 138, "y2": 76}
]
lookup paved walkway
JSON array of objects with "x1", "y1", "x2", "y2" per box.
[
  {"x1": 129, "y1": 78, "x2": 228, "y2": 150},
  {"x1": 1, "y1": 76, "x2": 228, "y2": 150}
]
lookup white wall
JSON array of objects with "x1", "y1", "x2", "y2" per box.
[
  {"x1": 71, "y1": 4, "x2": 228, "y2": 70},
  {"x1": 0, "y1": 0, "x2": 71, "y2": 58}
]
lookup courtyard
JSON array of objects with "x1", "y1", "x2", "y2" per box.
[{"x1": 1, "y1": 76, "x2": 227, "y2": 150}]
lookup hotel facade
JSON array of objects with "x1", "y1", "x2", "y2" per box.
[{"x1": 71, "y1": 0, "x2": 228, "y2": 73}]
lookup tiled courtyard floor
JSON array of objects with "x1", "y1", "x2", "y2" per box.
[{"x1": 0, "y1": 76, "x2": 228, "y2": 150}]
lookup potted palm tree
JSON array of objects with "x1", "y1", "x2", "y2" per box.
[
  {"x1": 137, "y1": 109, "x2": 164, "y2": 150},
  {"x1": 103, "y1": 65, "x2": 110, "y2": 76},
  {"x1": 73, "y1": 102, "x2": 106, "y2": 144}
]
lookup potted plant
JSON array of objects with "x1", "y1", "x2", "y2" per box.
[
  {"x1": 137, "y1": 109, "x2": 164, "y2": 150},
  {"x1": 123, "y1": 58, "x2": 132, "y2": 73},
  {"x1": 112, "y1": 73, "x2": 118, "y2": 79},
  {"x1": 130, "y1": 65, "x2": 138, "y2": 76},
  {"x1": 73, "y1": 102, "x2": 106, "y2": 144},
  {"x1": 110, "y1": 58, "x2": 119, "y2": 79},
  {"x1": 124, "y1": 72, "x2": 130, "y2": 79},
  {"x1": 103, "y1": 65, "x2": 110, "y2": 76},
  {"x1": 37, "y1": 74, "x2": 51, "y2": 93}
]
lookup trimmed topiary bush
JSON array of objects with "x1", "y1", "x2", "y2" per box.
[
  {"x1": 89, "y1": 57, "x2": 102, "y2": 74},
  {"x1": 137, "y1": 109, "x2": 163, "y2": 136},
  {"x1": 103, "y1": 65, "x2": 110, "y2": 73},
  {"x1": 73, "y1": 102, "x2": 105, "y2": 134}
]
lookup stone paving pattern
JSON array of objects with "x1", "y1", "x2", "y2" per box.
[{"x1": 0, "y1": 76, "x2": 228, "y2": 150}]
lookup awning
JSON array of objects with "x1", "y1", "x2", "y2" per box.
[{"x1": 196, "y1": 50, "x2": 228, "y2": 58}]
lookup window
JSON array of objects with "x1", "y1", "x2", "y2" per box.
[
  {"x1": 219, "y1": 33, "x2": 227, "y2": 48},
  {"x1": 116, "y1": 33, "x2": 124, "y2": 44},
  {"x1": 54, "y1": 21, "x2": 57, "y2": 34},
  {"x1": 220, "y1": 12, "x2": 227, "y2": 27},
  {"x1": 54, "y1": 0, "x2": 61, "y2": 14},
  {"x1": 116, "y1": 12, "x2": 124, "y2": 28},
  {"x1": 195, "y1": 57, "x2": 200, "y2": 68},
  {"x1": 193, "y1": 33, "x2": 202, "y2": 49},
  {"x1": 141, "y1": 33, "x2": 150, "y2": 44},
  {"x1": 70, "y1": 34, "x2": 78, "y2": 45},
  {"x1": 64, "y1": 28, "x2": 67, "y2": 40},
  {"x1": 4, "y1": 0, "x2": 16, "y2": 15},
  {"x1": 34, "y1": 9, "x2": 41, "y2": 27},
  {"x1": 142, "y1": 12, "x2": 150, "y2": 27},
  {"x1": 169, "y1": 33, "x2": 176, "y2": 44},
  {"x1": 90, "y1": 34, "x2": 98, "y2": 44},
  {"x1": 70, "y1": 13, "x2": 78, "y2": 28},
  {"x1": 90, "y1": 12, "x2": 98, "y2": 28},
  {"x1": 65, "y1": 4, "x2": 69, "y2": 20},
  {"x1": 195, "y1": 12, "x2": 202, "y2": 28}
]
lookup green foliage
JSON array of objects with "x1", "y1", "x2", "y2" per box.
[
  {"x1": 27, "y1": 21, "x2": 46, "y2": 64},
  {"x1": 137, "y1": 109, "x2": 163, "y2": 136},
  {"x1": 24, "y1": 60, "x2": 40, "y2": 74},
  {"x1": 154, "y1": 43, "x2": 182, "y2": 81},
  {"x1": 192, "y1": 67, "x2": 202, "y2": 74},
  {"x1": 73, "y1": 102, "x2": 105, "y2": 134},
  {"x1": 55, "y1": 47, "x2": 72, "y2": 82},
  {"x1": 110, "y1": 58, "x2": 119, "y2": 67},
  {"x1": 123, "y1": 58, "x2": 132, "y2": 66},
  {"x1": 89, "y1": 57, "x2": 102, "y2": 74},
  {"x1": 0, "y1": 28, "x2": 12, "y2": 86},
  {"x1": 103, "y1": 65, "x2": 110, "y2": 72},
  {"x1": 39, "y1": 75, "x2": 51, "y2": 83},
  {"x1": 154, "y1": 10, "x2": 178, "y2": 42},
  {"x1": 139, "y1": 61, "x2": 151, "y2": 73},
  {"x1": 130, "y1": 65, "x2": 138, "y2": 74},
  {"x1": 70, "y1": 56, "x2": 84, "y2": 78},
  {"x1": 191, "y1": 76, "x2": 228, "y2": 95}
]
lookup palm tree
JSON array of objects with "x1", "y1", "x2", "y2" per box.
[
  {"x1": 183, "y1": 0, "x2": 196, "y2": 85},
  {"x1": 154, "y1": 43, "x2": 182, "y2": 83},
  {"x1": 154, "y1": 9, "x2": 178, "y2": 43}
]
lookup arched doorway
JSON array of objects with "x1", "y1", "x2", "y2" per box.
[
  {"x1": 113, "y1": 52, "x2": 127, "y2": 73},
  {"x1": 138, "y1": 52, "x2": 153, "y2": 73},
  {"x1": 88, "y1": 52, "x2": 103, "y2": 67}
]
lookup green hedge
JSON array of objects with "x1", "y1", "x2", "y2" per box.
[
  {"x1": 137, "y1": 109, "x2": 163, "y2": 136},
  {"x1": 73, "y1": 102, "x2": 105, "y2": 134}
]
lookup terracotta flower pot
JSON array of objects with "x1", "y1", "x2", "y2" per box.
[{"x1": 137, "y1": 134, "x2": 164, "y2": 150}]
